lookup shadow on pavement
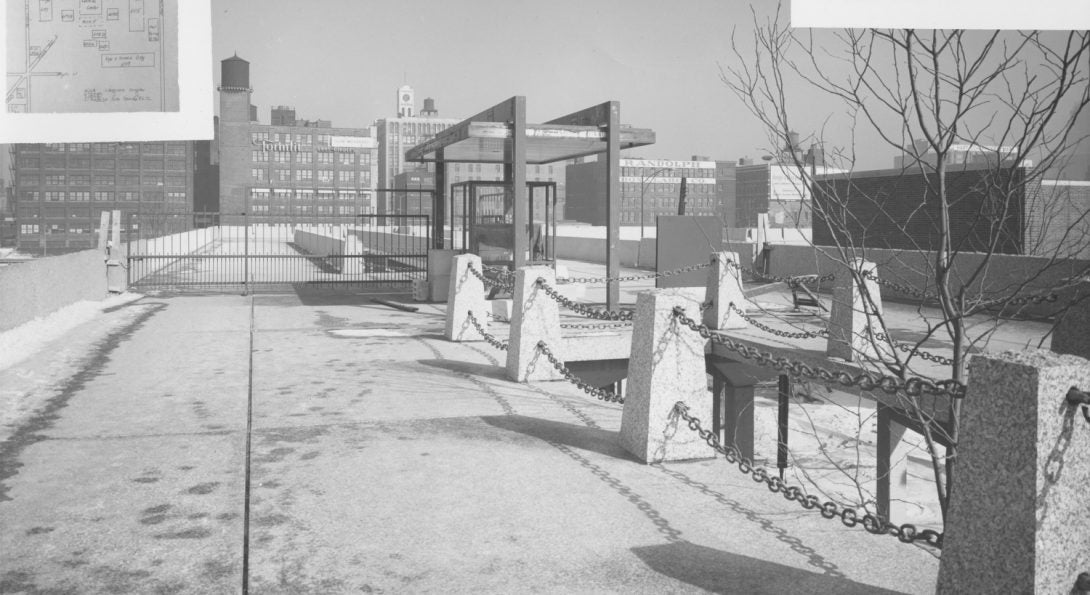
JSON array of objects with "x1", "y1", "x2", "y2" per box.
[
  {"x1": 417, "y1": 358, "x2": 508, "y2": 379},
  {"x1": 630, "y1": 542, "x2": 902, "y2": 595},
  {"x1": 480, "y1": 415, "x2": 637, "y2": 462}
]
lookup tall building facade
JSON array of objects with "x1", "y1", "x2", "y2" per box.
[
  {"x1": 10, "y1": 140, "x2": 197, "y2": 253},
  {"x1": 216, "y1": 55, "x2": 378, "y2": 221},
  {"x1": 564, "y1": 157, "x2": 735, "y2": 228},
  {"x1": 735, "y1": 162, "x2": 839, "y2": 229}
]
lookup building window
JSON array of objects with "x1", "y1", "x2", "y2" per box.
[
  {"x1": 43, "y1": 143, "x2": 64, "y2": 151},
  {"x1": 250, "y1": 189, "x2": 270, "y2": 202},
  {"x1": 316, "y1": 205, "x2": 333, "y2": 215},
  {"x1": 337, "y1": 171, "x2": 355, "y2": 183},
  {"x1": 142, "y1": 191, "x2": 164, "y2": 202},
  {"x1": 297, "y1": 152, "x2": 313, "y2": 164},
  {"x1": 45, "y1": 174, "x2": 65, "y2": 185},
  {"x1": 119, "y1": 158, "x2": 139, "y2": 169},
  {"x1": 143, "y1": 143, "x2": 164, "y2": 154},
  {"x1": 273, "y1": 132, "x2": 286, "y2": 143},
  {"x1": 69, "y1": 157, "x2": 91, "y2": 169},
  {"x1": 95, "y1": 158, "x2": 116, "y2": 169},
  {"x1": 317, "y1": 170, "x2": 334, "y2": 184},
  {"x1": 252, "y1": 150, "x2": 269, "y2": 162},
  {"x1": 251, "y1": 132, "x2": 270, "y2": 143},
  {"x1": 294, "y1": 133, "x2": 312, "y2": 145},
  {"x1": 119, "y1": 191, "x2": 139, "y2": 202},
  {"x1": 70, "y1": 191, "x2": 90, "y2": 202},
  {"x1": 167, "y1": 192, "x2": 187, "y2": 203},
  {"x1": 296, "y1": 189, "x2": 314, "y2": 203},
  {"x1": 359, "y1": 171, "x2": 371, "y2": 186},
  {"x1": 252, "y1": 204, "x2": 269, "y2": 214},
  {"x1": 317, "y1": 153, "x2": 334, "y2": 164},
  {"x1": 43, "y1": 156, "x2": 65, "y2": 168},
  {"x1": 119, "y1": 175, "x2": 140, "y2": 186},
  {"x1": 94, "y1": 191, "x2": 113, "y2": 201},
  {"x1": 22, "y1": 190, "x2": 40, "y2": 202},
  {"x1": 252, "y1": 168, "x2": 267, "y2": 181},
  {"x1": 338, "y1": 191, "x2": 356, "y2": 201},
  {"x1": 69, "y1": 174, "x2": 91, "y2": 186},
  {"x1": 317, "y1": 134, "x2": 331, "y2": 146},
  {"x1": 143, "y1": 174, "x2": 164, "y2": 186},
  {"x1": 93, "y1": 143, "x2": 115, "y2": 154},
  {"x1": 338, "y1": 153, "x2": 355, "y2": 166},
  {"x1": 358, "y1": 152, "x2": 371, "y2": 166},
  {"x1": 165, "y1": 143, "x2": 186, "y2": 156},
  {"x1": 68, "y1": 143, "x2": 91, "y2": 151},
  {"x1": 274, "y1": 151, "x2": 291, "y2": 163},
  {"x1": 166, "y1": 160, "x2": 186, "y2": 170},
  {"x1": 275, "y1": 169, "x2": 291, "y2": 182},
  {"x1": 337, "y1": 206, "x2": 354, "y2": 215},
  {"x1": 19, "y1": 156, "x2": 39, "y2": 168},
  {"x1": 316, "y1": 190, "x2": 335, "y2": 201},
  {"x1": 295, "y1": 204, "x2": 313, "y2": 214},
  {"x1": 165, "y1": 175, "x2": 186, "y2": 187},
  {"x1": 296, "y1": 170, "x2": 313, "y2": 182},
  {"x1": 20, "y1": 224, "x2": 40, "y2": 234},
  {"x1": 118, "y1": 143, "x2": 139, "y2": 155},
  {"x1": 45, "y1": 191, "x2": 65, "y2": 201}
]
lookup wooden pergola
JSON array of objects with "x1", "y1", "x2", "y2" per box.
[{"x1": 404, "y1": 96, "x2": 655, "y2": 309}]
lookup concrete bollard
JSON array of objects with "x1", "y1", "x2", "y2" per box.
[
  {"x1": 444, "y1": 253, "x2": 489, "y2": 342},
  {"x1": 703, "y1": 251, "x2": 747, "y2": 330},
  {"x1": 506, "y1": 266, "x2": 563, "y2": 382},
  {"x1": 936, "y1": 349, "x2": 1090, "y2": 594},
  {"x1": 1052, "y1": 286, "x2": 1090, "y2": 359},
  {"x1": 620, "y1": 289, "x2": 715, "y2": 463},
  {"x1": 826, "y1": 259, "x2": 888, "y2": 362}
]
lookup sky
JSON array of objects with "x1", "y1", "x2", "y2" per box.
[{"x1": 209, "y1": 0, "x2": 1088, "y2": 171}]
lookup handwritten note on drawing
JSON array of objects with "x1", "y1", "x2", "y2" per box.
[{"x1": 6, "y1": 0, "x2": 179, "y2": 113}]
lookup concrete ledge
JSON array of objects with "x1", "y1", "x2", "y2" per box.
[
  {"x1": 0, "y1": 249, "x2": 108, "y2": 331},
  {"x1": 294, "y1": 229, "x2": 346, "y2": 272},
  {"x1": 562, "y1": 332, "x2": 631, "y2": 361}
]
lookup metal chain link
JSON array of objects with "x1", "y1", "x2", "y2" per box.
[
  {"x1": 672, "y1": 402, "x2": 944, "y2": 548},
  {"x1": 873, "y1": 332, "x2": 955, "y2": 367},
  {"x1": 860, "y1": 271, "x2": 933, "y2": 300},
  {"x1": 724, "y1": 260, "x2": 835, "y2": 285},
  {"x1": 466, "y1": 312, "x2": 509, "y2": 351},
  {"x1": 536, "y1": 278, "x2": 636, "y2": 321},
  {"x1": 485, "y1": 312, "x2": 510, "y2": 324},
  {"x1": 729, "y1": 303, "x2": 829, "y2": 339},
  {"x1": 557, "y1": 261, "x2": 711, "y2": 285},
  {"x1": 560, "y1": 321, "x2": 633, "y2": 330},
  {"x1": 467, "y1": 264, "x2": 514, "y2": 291},
  {"x1": 536, "y1": 340, "x2": 625, "y2": 404},
  {"x1": 976, "y1": 289, "x2": 1060, "y2": 309},
  {"x1": 671, "y1": 307, "x2": 967, "y2": 399}
]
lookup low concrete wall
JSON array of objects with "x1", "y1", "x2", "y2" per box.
[
  {"x1": 767, "y1": 245, "x2": 1089, "y2": 317},
  {"x1": 554, "y1": 236, "x2": 648, "y2": 268},
  {"x1": 294, "y1": 229, "x2": 346, "y2": 271},
  {"x1": 0, "y1": 249, "x2": 108, "y2": 331}
]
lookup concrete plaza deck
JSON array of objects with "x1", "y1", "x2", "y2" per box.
[{"x1": 1, "y1": 262, "x2": 1031, "y2": 593}]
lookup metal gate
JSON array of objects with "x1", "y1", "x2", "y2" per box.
[{"x1": 126, "y1": 212, "x2": 430, "y2": 290}]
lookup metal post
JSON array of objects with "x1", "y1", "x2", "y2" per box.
[
  {"x1": 511, "y1": 98, "x2": 528, "y2": 270},
  {"x1": 434, "y1": 149, "x2": 446, "y2": 249},
  {"x1": 244, "y1": 209, "x2": 250, "y2": 295},
  {"x1": 777, "y1": 373, "x2": 790, "y2": 480},
  {"x1": 605, "y1": 101, "x2": 621, "y2": 309}
]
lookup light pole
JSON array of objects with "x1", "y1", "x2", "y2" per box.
[{"x1": 638, "y1": 167, "x2": 670, "y2": 242}]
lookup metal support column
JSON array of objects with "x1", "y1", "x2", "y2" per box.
[
  {"x1": 605, "y1": 101, "x2": 621, "y2": 309},
  {"x1": 434, "y1": 148, "x2": 446, "y2": 249},
  {"x1": 510, "y1": 97, "x2": 527, "y2": 269},
  {"x1": 777, "y1": 374, "x2": 791, "y2": 480}
]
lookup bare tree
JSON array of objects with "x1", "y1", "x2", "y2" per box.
[{"x1": 722, "y1": 5, "x2": 1090, "y2": 523}]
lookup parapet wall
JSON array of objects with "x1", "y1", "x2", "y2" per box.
[
  {"x1": 0, "y1": 250, "x2": 108, "y2": 332},
  {"x1": 553, "y1": 236, "x2": 656, "y2": 268},
  {"x1": 767, "y1": 245, "x2": 1088, "y2": 317}
]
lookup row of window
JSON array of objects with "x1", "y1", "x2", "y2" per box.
[
  {"x1": 617, "y1": 210, "x2": 717, "y2": 223},
  {"x1": 621, "y1": 196, "x2": 720, "y2": 208},
  {"x1": 249, "y1": 188, "x2": 372, "y2": 203},
  {"x1": 20, "y1": 174, "x2": 187, "y2": 188},
  {"x1": 251, "y1": 168, "x2": 371, "y2": 185},
  {"x1": 18, "y1": 157, "x2": 188, "y2": 170},
  {"x1": 620, "y1": 166, "x2": 715, "y2": 178},
  {"x1": 249, "y1": 205, "x2": 370, "y2": 215},
  {"x1": 251, "y1": 131, "x2": 370, "y2": 146},
  {"x1": 18, "y1": 191, "x2": 187, "y2": 205},
  {"x1": 30, "y1": 142, "x2": 188, "y2": 155},
  {"x1": 251, "y1": 150, "x2": 371, "y2": 166}
]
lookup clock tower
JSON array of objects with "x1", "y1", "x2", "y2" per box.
[{"x1": 397, "y1": 85, "x2": 415, "y2": 118}]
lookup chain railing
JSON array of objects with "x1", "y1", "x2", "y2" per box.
[
  {"x1": 467, "y1": 264, "x2": 514, "y2": 291},
  {"x1": 536, "y1": 340, "x2": 625, "y2": 404},
  {"x1": 859, "y1": 270, "x2": 933, "y2": 299},
  {"x1": 466, "y1": 312, "x2": 509, "y2": 351},
  {"x1": 536, "y1": 278, "x2": 636, "y2": 321},
  {"x1": 557, "y1": 261, "x2": 711, "y2": 285},
  {"x1": 725, "y1": 260, "x2": 835, "y2": 285},
  {"x1": 873, "y1": 332, "x2": 955, "y2": 367},
  {"x1": 672, "y1": 402, "x2": 944, "y2": 548},
  {"x1": 672, "y1": 307, "x2": 967, "y2": 399},
  {"x1": 560, "y1": 321, "x2": 633, "y2": 330},
  {"x1": 729, "y1": 303, "x2": 829, "y2": 340}
]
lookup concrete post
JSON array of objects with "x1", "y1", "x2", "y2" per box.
[
  {"x1": 1051, "y1": 285, "x2": 1090, "y2": 359},
  {"x1": 428, "y1": 249, "x2": 456, "y2": 302},
  {"x1": 875, "y1": 404, "x2": 912, "y2": 524},
  {"x1": 505, "y1": 266, "x2": 563, "y2": 382},
  {"x1": 704, "y1": 251, "x2": 747, "y2": 330},
  {"x1": 826, "y1": 259, "x2": 888, "y2": 361},
  {"x1": 936, "y1": 349, "x2": 1090, "y2": 594},
  {"x1": 444, "y1": 253, "x2": 489, "y2": 342},
  {"x1": 620, "y1": 289, "x2": 715, "y2": 463}
]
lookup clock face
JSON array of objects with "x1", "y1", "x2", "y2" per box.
[{"x1": 402, "y1": 94, "x2": 411, "y2": 102}]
